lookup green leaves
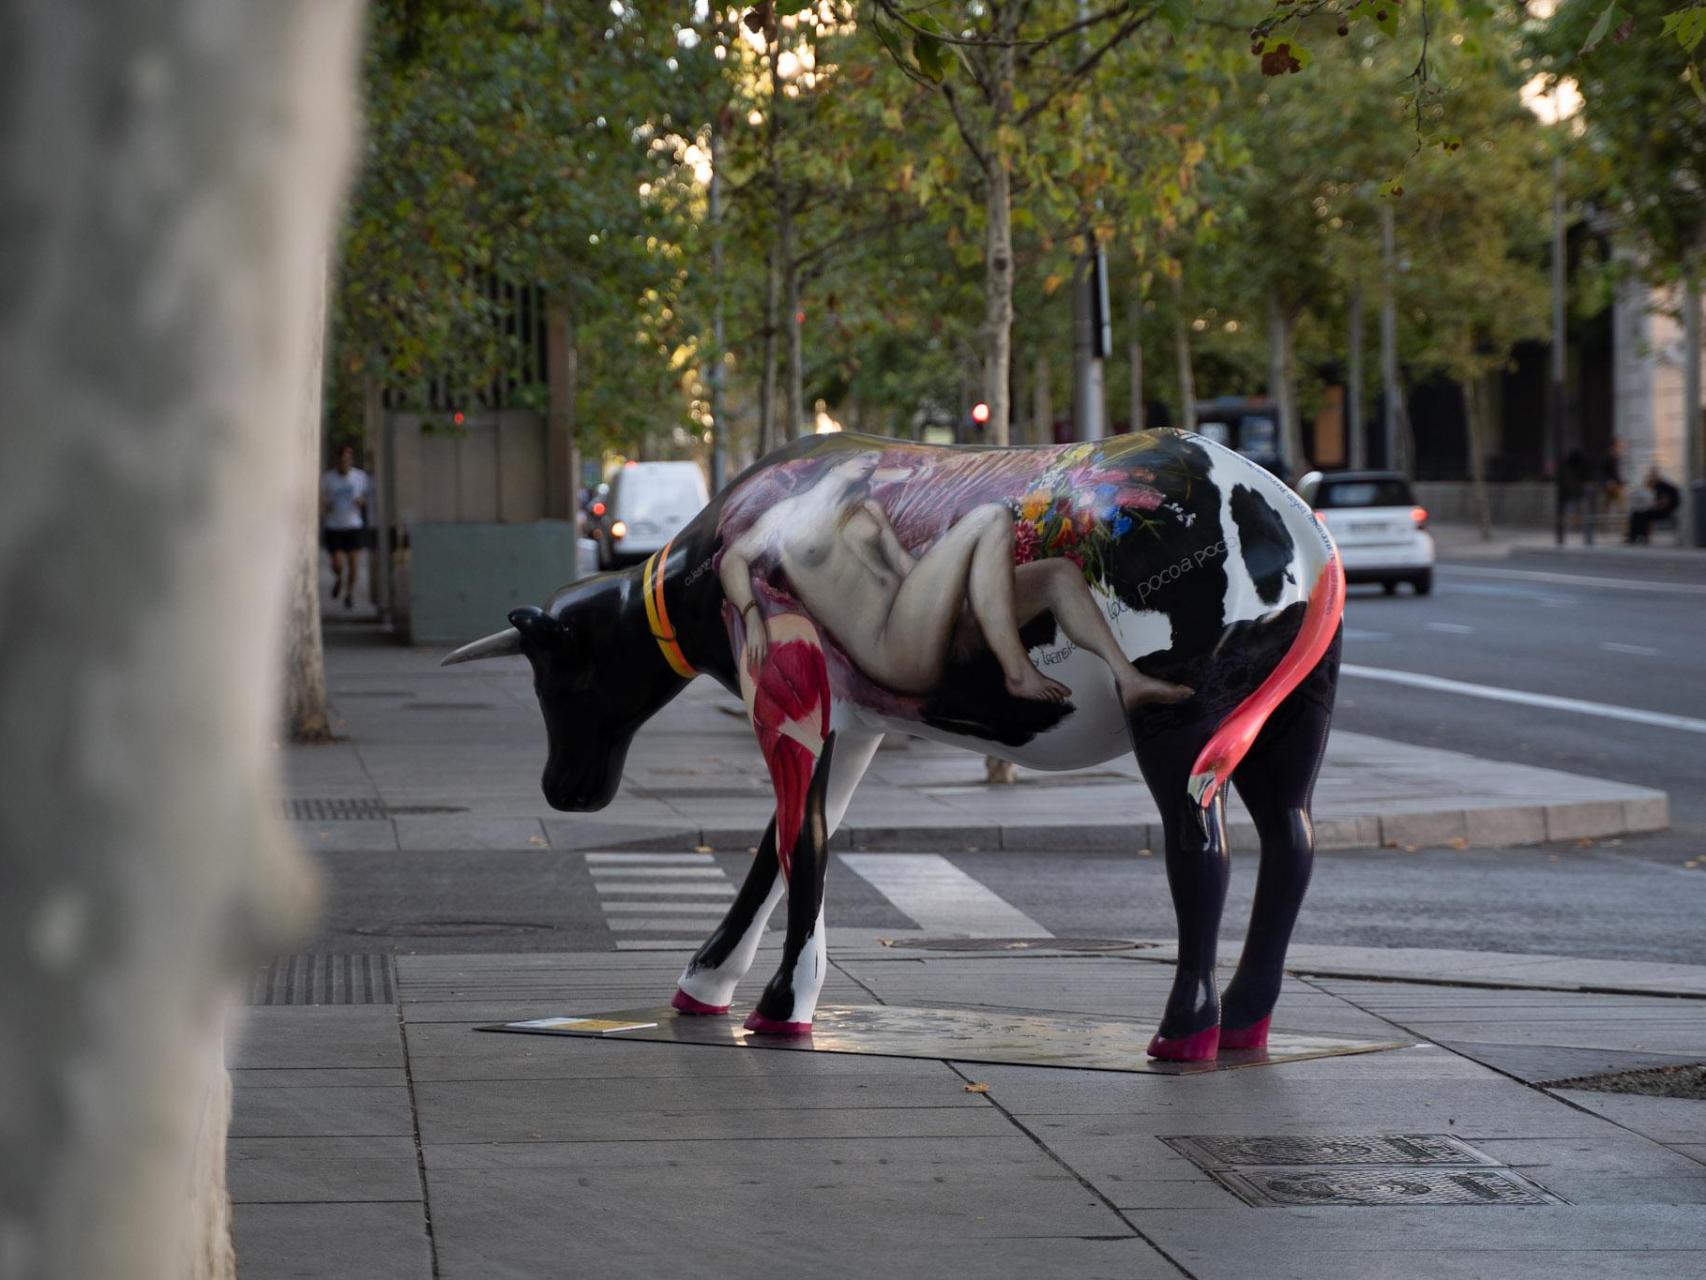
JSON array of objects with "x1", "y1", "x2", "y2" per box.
[
  {"x1": 1581, "y1": 3, "x2": 1629, "y2": 54},
  {"x1": 1662, "y1": 4, "x2": 1706, "y2": 54}
]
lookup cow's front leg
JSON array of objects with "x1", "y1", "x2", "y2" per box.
[
  {"x1": 673, "y1": 821, "x2": 784, "y2": 1015},
  {"x1": 746, "y1": 732, "x2": 838, "y2": 1033}
]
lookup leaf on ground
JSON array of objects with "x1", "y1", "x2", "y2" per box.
[
  {"x1": 1447, "y1": 836, "x2": 1468, "y2": 850},
  {"x1": 963, "y1": 1082, "x2": 990, "y2": 1093},
  {"x1": 694, "y1": 844, "x2": 713, "y2": 854},
  {"x1": 528, "y1": 835, "x2": 546, "y2": 847},
  {"x1": 878, "y1": 938, "x2": 896, "y2": 947}
]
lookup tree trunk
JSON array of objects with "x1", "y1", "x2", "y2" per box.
[
  {"x1": 283, "y1": 260, "x2": 333, "y2": 743},
  {"x1": 1465, "y1": 373, "x2": 1495, "y2": 539},
  {"x1": 1128, "y1": 286, "x2": 1145, "y2": 434},
  {"x1": 785, "y1": 255, "x2": 805, "y2": 439},
  {"x1": 363, "y1": 367, "x2": 390, "y2": 615},
  {"x1": 1379, "y1": 201, "x2": 1409, "y2": 474},
  {"x1": 982, "y1": 158, "x2": 1015, "y2": 447},
  {"x1": 0, "y1": 5, "x2": 357, "y2": 1278},
  {"x1": 1171, "y1": 274, "x2": 1198, "y2": 432},
  {"x1": 1684, "y1": 262, "x2": 1702, "y2": 545},
  {"x1": 546, "y1": 296, "x2": 580, "y2": 521},
  {"x1": 1032, "y1": 350, "x2": 1052, "y2": 445},
  {"x1": 758, "y1": 239, "x2": 781, "y2": 456},
  {"x1": 1347, "y1": 286, "x2": 1365, "y2": 469},
  {"x1": 1267, "y1": 291, "x2": 1305, "y2": 476}
]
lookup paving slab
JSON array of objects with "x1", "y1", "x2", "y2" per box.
[
  {"x1": 231, "y1": 1202, "x2": 432, "y2": 1280},
  {"x1": 228, "y1": 1085, "x2": 416, "y2": 1139},
  {"x1": 228, "y1": 1136, "x2": 422, "y2": 1204},
  {"x1": 1549, "y1": 1090, "x2": 1706, "y2": 1144}
]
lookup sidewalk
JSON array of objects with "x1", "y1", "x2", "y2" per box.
[
  {"x1": 228, "y1": 938, "x2": 1706, "y2": 1279},
  {"x1": 282, "y1": 636, "x2": 1668, "y2": 855}
]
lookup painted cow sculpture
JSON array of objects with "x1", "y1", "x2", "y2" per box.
[{"x1": 445, "y1": 431, "x2": 1345, "y2": 1062}]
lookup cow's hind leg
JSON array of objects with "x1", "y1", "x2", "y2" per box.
[
  {"x1": 1221, "y1": 632, "x2": 1341, "y2": 1050},
  {"x1": 1132, "y1": 716, "x2": 1230, "y2": 1062},
  {"x1": 674, "y1": 731, "x2": 881, "y2": 1019}
]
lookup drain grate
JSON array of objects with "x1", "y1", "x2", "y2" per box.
[
  {"x1": 248, "y1": 953, "x2": 395, "y2": 1005},
  {"x1": 895, "y1": 937, "x2": 1153, "y2": 953},
  {"x1": 1214, "y1": 1167, "x2": 1563, "y2": 1208},
  {"x1": 1548, "y1": 1062, "x2": 1706, "y2": 1100},
  {"x1": 280, "y1": 797, "x2": 389, "y2": 822},
  {"x1": 1167, "y1": 1134, "x2": 1566, "y2": 1208},
  {"x1": 1167, "y1": 1134, "x2": 1494, "y2": 1169}
]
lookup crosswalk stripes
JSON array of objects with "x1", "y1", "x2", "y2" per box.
[
  {"x1": 588, "y1": 850, "x2": 1051, "y2": 949},
  {"x1": 587, "y1": 851, "x2": 735, "y2": 950}
]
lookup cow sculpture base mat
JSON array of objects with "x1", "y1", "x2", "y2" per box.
[{"x1": 478, "y1": 1005, "x2": 1414, "y2": 1075}]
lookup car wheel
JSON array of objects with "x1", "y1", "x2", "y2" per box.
[
  {"x1": 1412, "y1": 569, "x2": 1433, "y2": 596},
  {"x1": 1381, "y1": 580, "x2": 1398, "y2": 596}
]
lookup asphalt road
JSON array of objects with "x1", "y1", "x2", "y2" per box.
[
  {"x1": 1334, "y1": 546, "x2": 1706, "y2": 832},
  {"x1": 305, "y1": 541, "x2": 1706, "y2": 967}
]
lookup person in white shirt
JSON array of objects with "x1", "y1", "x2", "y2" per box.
[{"x1": 320, "y1": 444, "x2": 371, "y2": 608}]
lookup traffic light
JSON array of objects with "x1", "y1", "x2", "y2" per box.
[{"x1": 971, "y1": 402, "x2": 990, "y2": 429}]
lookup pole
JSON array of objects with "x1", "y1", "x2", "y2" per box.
[
  {"x1": 1685, "y1": 263, "x2": 1702, "y2": 546},
  {"x1": 709, "y1": 123, "x2": 728, "y2": 490},
  {"x1": 1347, "y1": 286, "x2": 1365, "y2": 470},
  {"x1": 1552, "y1": 149, "x2": 1567, "y2": 546}
]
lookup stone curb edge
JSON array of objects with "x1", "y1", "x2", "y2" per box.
[{"x1": 565, "y1": 793, "x2": 1668, "y2": 854}]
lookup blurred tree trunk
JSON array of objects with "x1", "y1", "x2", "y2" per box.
[
  {"x1": 546, "y1": 294, "x2": 580, "y2": 523},
  {"x1": 1128, "y1": 286, "x2": 1145, "y2": 434},
  {"x1": 0, "y1": 4, "x2": 358, "y2": 1277},
  {"x1": 1267, "y1": 291, "x2": 1306, "y2": 477},
  {"x1": 1347, "y1": 287, "x2": 1366, "y2": 470},
  {"x1": 786, "y1": 257, "x2": 805, "y2": 440},
  {"x1": 283, "y1": 261, "x2": 332, "y2": 742},
  {"x1": 1032, "y1": 351, "x2": 1052, "y2": 445},
  {"x1": 1465, "y1": 373, "x2": 1495, "y2": 539},
  {"x1": 1171, "y1": 275, "x2": 1197, "y2": 432}
]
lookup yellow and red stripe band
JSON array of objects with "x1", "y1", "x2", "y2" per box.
[{"x1": 642, "y1": 540, "x2": 696, "y2": 679}]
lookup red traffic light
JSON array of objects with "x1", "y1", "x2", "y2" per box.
[
  {"x1": 452, "y1": 411, "x2": 465, "y2": 425},
  {"x1": 971, "y1": 402, "x2": 990, "y2": 426}
]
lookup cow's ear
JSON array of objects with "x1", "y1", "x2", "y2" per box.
[{"x1": 508, "y1": 606, "x2": 565, "y2": 652}]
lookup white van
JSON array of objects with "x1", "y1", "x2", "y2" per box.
[{"x1": 594, "y1": 461, "x2": 710, "y2": 569}]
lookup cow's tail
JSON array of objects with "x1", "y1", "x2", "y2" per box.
[{"x1": 1185, "y1": 506, "x2": 1345, "y2": 817}]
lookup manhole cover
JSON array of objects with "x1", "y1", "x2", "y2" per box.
[
  {"x1": 280, "y1": 797, "x2": 388, "y2": 822},
  {"x1": 404, "y1": 701, "x2": 496, "y2": 711},
  {"x1": 352, "y1": 919, "x2": 558, "y2": 938},
  {"x1": 892, "y1": 937, "x2": 1152, "y2": 953},
  {"x1": 386, "y1": 805, "x2": 469, "y2": 816},
  {"x1": 1167, "y1": 1134, "x2": 1494, "y2": 1169},
  {"x1": 248, "y1": 953, "x2": 395, "y2": 1005},
  {"x1": 1548, "y1": 1062, "x2": 1706, "y2": 1099},
  {"x1": 1214, "y1": 1167, "x2": 1564, "y2": 1208}
]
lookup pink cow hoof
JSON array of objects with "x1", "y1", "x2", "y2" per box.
[
  {"x1": 1219, "y1": 1015, "x2": 1272, "y2": 1052},
  {"x1": 1147, "y1": 1025, "x2": 1220, "y2": 1063},
  {"x1": 743, "y1": 1011, "x2": 813, "y2": 1036},
  {"x1": 671, "y1": 989, "x2": 730, "y2": 1016}
]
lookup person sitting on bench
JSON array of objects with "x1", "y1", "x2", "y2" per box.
[{"x1": 1627, "y1": 467, "x2": 1680, "y2": 544}]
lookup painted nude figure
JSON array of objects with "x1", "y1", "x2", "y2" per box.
[{"x1": 716, "y1": 452, "x2": 1192, "y2": 708}]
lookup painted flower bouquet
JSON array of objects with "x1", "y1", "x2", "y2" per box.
[{"x1": 1008, "y1": 450, "x2": 1165, "y2": 586}]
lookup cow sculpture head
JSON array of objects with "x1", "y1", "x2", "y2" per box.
[{"x1": 441, "y1": 579, "x2": 644, "y2": 811}]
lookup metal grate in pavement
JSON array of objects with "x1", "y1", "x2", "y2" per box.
[
  {"x1": 1166, "y1": 1134, "x2": 1495, "y2": 1169},
  {"x1": 1213, "y1": 1167, "x2": 1564, "y2": 1208},
  {"x1": 280, "y1": 797, "x2": 389, "y2": 822},
  {"x1": 248, "y1": 953, "x2": 395, "y2": 1005}
]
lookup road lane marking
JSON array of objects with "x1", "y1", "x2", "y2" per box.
[
  {"x1": 1341, "y1": 663, "x2": 1706, "y2": 734},
  {"x1": 602, "y1": 901, "x2": 738, "y2": 913},
  {"x1": 586, "y1": 852, "x2": 719, "y2": 864},
  {"x1": 1425, "y1": 622, "x2": 1475, "y2": 635},
  {"x1": 1601, "y1": 642, "x2": 1661, "y2": 657},
  {"x1": 593, "y1": 884, "x2": 736, "y2": 896},
  {"x1": 1343, "y1": 627, "x2": 1393, "y2": 643},
  {"x1": 1441, "y1": 563, "x2": 1706, "y2": 596},
  {"x1": 840, "y1": 853, "x2": 1051, "y2": 937},
  {"x1": 587, "y1": 866, "x2": 726, "y2": 878}
]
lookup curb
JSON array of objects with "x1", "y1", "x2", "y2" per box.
[{"x1": 555, "y1": 792, "x2": 1669, "y2": 854}]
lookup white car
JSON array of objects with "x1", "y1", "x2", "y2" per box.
[
  {"x1": 1298, "y1": 469, "x2": 1435, "y2": 595},
  {"x1": 596, "y1": 461, "x2": 710, "y2": 569}
]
